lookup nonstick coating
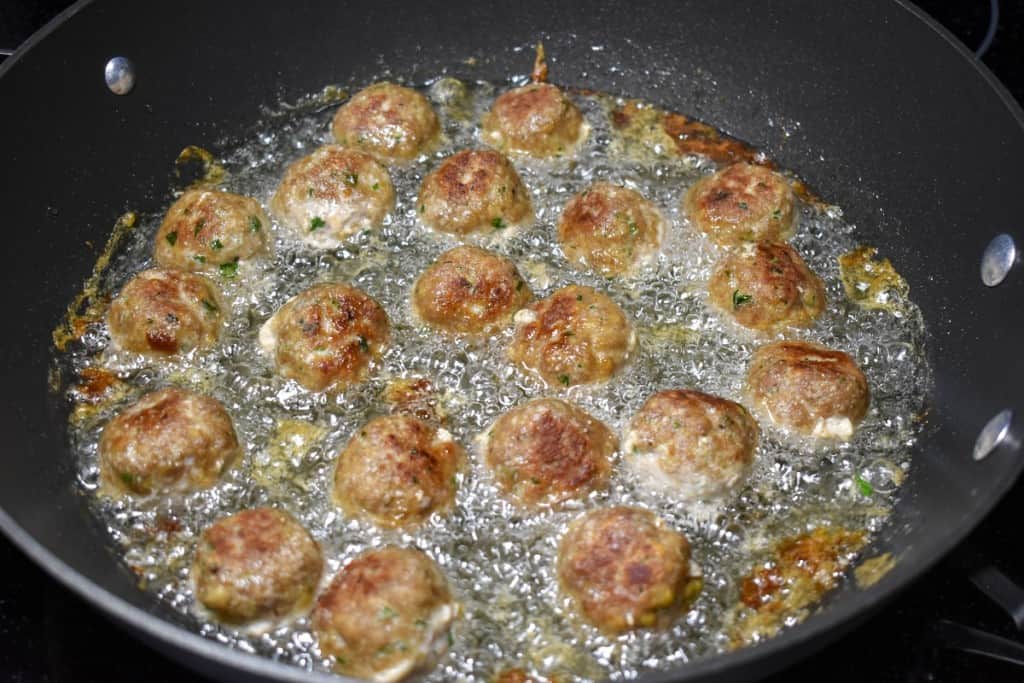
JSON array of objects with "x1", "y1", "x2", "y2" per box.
[{"x1": 1, "y1": 1, "x2": 1023, "y2": 681}]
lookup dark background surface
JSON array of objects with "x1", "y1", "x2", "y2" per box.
[{"x1": 2, "y1": 1, "x2": 1024, "y2": 682}]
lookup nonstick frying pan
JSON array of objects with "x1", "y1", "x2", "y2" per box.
[{"x1": 1, "y1": 1, "x2": 1023, "y2": 681}]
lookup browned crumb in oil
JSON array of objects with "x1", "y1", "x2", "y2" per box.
[
  {"x1": 838, "y1": 245, "x2": 910, "y2": 311},
  {"x1": 854, "y1": 552, "x2": 896, "y2": 589},
  {"x1": 383, "y1": 376, "x2": 446, "y2": 424},
  {"x1": 175, "y1": 145, "x2": 227, "y2": 188},
  {"x1": 531, "y1": 43, "x2": 548, "y2": 84}
]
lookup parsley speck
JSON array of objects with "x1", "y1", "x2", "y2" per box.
[
  {"x1": 491, "y1": 217, "x2": 506, "y2": 229},
  {"x1": 558, "y1": 374, "x2": 570, "y2": 386},
  {"x1": 219, "y1": 259, "x2": 239, "y2": 279},
  {"x1": 357, "y1": 335, "x2": 370, "y2": 353},
  {"x1": 201, "y1": 299, "x2": 218, "y2": 313},
  {"x1": 732, "y1": 290, "x2": 753, "y2": 309},
  {"x1": 371, "y1": 182, "x2": 380, "y2": 191},
  {"x1": 344, "y1": 171, "x2": 358, "y2": 187},
  {"x1": 249, "y1": 215, "x2": 261, "y2": 232},
  {"x1": 854, "y1": 474, "x2": 874, "y2": 496},
  {"x1": 165, "y1": 231, "x2": 178, "y2": 246},
  {"x1": 309, "y1": 216, "x2": 325, "y2": 232},
  {"x1": 211, "y1": 239, "x2": 223, "y2": 250}
]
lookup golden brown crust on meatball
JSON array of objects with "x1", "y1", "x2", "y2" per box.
[
  {"x1": 745, "y1": 341, "x2": 870, "y2": 440},
  {"x1": 107, "y1": 268, "x2": 223, "y2": 356},
  {"x1": 192, "y1": 507, "x2": 323, "y2": 624},
  {"x1": 508, "y1": 285, "x2": 634, "y2": 387},
  {"x1": 154, "y1": 189, "x2": 269, "y2": 271},
  {"x1": 482, "y1": 83, "x2": 586, "y2": 157},
  {"x1": 333, "y1": 414, "x2": 462, "y2": 529},
  {"x1": 98, "y1": 388, "x2": 240, "y2": 495},
  {"x1": 259, "y1": 282, "x2": 390, "y2": 393},
  {"x1": 312, "y1": 547, "x2": 458, "y2": 682},
  {"x1": 412, "y1": 246, "x2": 532, "y2": 335},
  {"x1": 557, "y1": 507, "x2": 693, "y2": 633},
  {"x1": 684, "y1": 163, "x2": 796, "y2": 245},
  {"x1": 417, "y1": 149, "x2": 532, "y2": 235},
  {"x1": 271, "y1": 145, "x2": 395, "y2": 248},
  {"x1": 331, "y1": 82, "x2": 441, "y2": 163},
  {"x1": 484, "y1": 398, "x2": 616, "y2": 508}
]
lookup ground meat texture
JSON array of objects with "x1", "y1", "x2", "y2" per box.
[
  {"x1": 417, "y1": 149, "x2": 532, "y2": 235},
  {"x1": 707, "y1": 241, "x2": 825, "y2": 331},
  {"x1": 508, "y1": 285, "x2": 634, "y2": 387},
  {"x1": 624, "y1": 390, "x2": 759, "y2": 501},
  {"x1": 192, "y1": 507, "x2": 323, "y2": 624},
  {"x1": 746, "y1": 341, "x2": 870, "y2": 440},
  {"x1": 153, "y1": 189, "x2": 269, "y2": 271},
  {"x1": 258, "y1": 282, "x2": 390, "y2": 393},
  {"x1": 98, "y1": 388, "x2": 240, "y2": 495},
  {"x1": 312, "y1": 547, "x2": 458, "y2": 682},
  {"x1": 331, "y1": 82, "x2": 441, "y2": 163},
  {"x1": 483, "y1": 398, "x2": 616, "y2": 508},
  {"x1": 270, "y1": 145, "x2": 395, "y2": 248},
  {"x1": 107, "y1": 268, "x2": 224, "y2": 356},
  {"x1": 684, "y1": 162, "x2": 796, "y2": 245},
  {"x1": 557, "y1": 507, "x2": 692, "y2": 633},
  {"x1": 481, "y1": 82, "x2": 586, "y2": 157},
  {"x1": 333, "y1": 414, "x2": 462, "y2": 529},
  {"x1": 412, "y1": 246, "x2": 532, "y2": 335}
]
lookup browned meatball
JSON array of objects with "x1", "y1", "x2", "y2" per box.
[
  {"x1": 708, "y1": 241, "x2": 825, "y2": 331},
  {"x1": 271, "y1": 145, "x2": 395, "y2": 248},
  {"x1": 192, "y1": 507, "x2": 323, "y2": 624},
  {"x1": 153, "y1": 189, "x2": 269, "y2": 272},
  {"x1": 508, "y1": 285, "x2": 634, "y2": 387},
  {"x1": 481, "y1": 82, "x2": 586, "y2": 157},
  {"x1": 333, "y1": 414, "x2": 462, "y2": 529},
  {"x1": 98, "y1": 388, "x2": 240, "y2": 496},
  {"x1": 331, "y1": 82, "x2": 440, "y2": 163},
  {"x1": 483, "y1": 398, "x2": 616, "y2": 508},
  {"x1": 557, "y1": 507, "x2": 693, "y2": 633},
  {"x1": 412, "y1": 246, "x2": 532, "y2": 335},
  {"x1": 259, "y1": 282, "x2": 390, "y2": 393},
  {"x1": 417, "y1": 149, "x2": 532, "y2": 235},
  {"x1": 557, "y1": 182, "x2": 663, "y2": 276},
  {"x1": 624, "y1": 390, "x2": 759, "y2": 500},
  {"x1": 746, "y1": 341, "x2": 870, "y2": 440},
  {"x1": 312, "y1": 547, "x2": 458, "y2": 682},
  {"x1": 684, "y1": 162, "x2": 796, "y2": 245},
  {"x1": 107, "y1": 268, "x2": 223, "y2": 356}
]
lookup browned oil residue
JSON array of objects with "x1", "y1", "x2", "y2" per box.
[{"x1": 838, "y1": 245, "x2": 910, "y2": 311}]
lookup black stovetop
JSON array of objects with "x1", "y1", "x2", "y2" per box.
[{"x1": 2, "y1": 2, "x2": 1023, "y2": 682}]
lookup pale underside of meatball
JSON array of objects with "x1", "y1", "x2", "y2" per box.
[
  {"x1": 684, "y1": 162, "x2": 796, "y2": 246},
  {"x1": 331, "y1": 82, "x2": 441, "y2": 163},
  {"x1": 271, "y1": 145, "x2": 395, "y2": 248},
  {"x1": 154, "y1": 189, "x2": 269, "y2": 272},
  {"x1": 481, "y1": 82, "x2": 588, "y2": 158}
]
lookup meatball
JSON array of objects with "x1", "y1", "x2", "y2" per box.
[
  {"x1": 623, "y1": 390, "x2": 759, "y2": 500},
  {"x1": 107, "y1": 268, "x2": 224, "y2": 356},
  {"x1": 98, "y1": 387, "x2": 240, "y2": 496},
  {"x1": 557, "y1": 507, "x2": 693, "y2": 633},
  {"x1": 483, "y1": 398, "x2": 616, "y2": 508},
  {"x1": 333, "y1": 414, "x2": 462, "y2": 529},
  {"x1": 153, "y1": 189, "x2": 269, "y2": 271},
  {"x1": 481, "y1": 82, "x2": 586, "y2": 157},
  {"x1": 508, "y1": 285, "x2": 634, "y2": 387},
  {"x1": 259, "y1": 282, "x2": 390, "y2": 393},
  {"x1": 331, "y1": 82, "x2": 440, "y2": 163},
  {"x1": 708, "y1": 241, "x2": 826, "y2": 331},
  {"x1": 313, "y1": 547, "x2": 458, "y2": 682},
  {"x1": 684, "y1": 162, "x2": 796, "y2": 245},
  {"x1": 557, "y1": 182, "x2": 663, "y2": 276},
  {"x1": 412, "y1": 246, "x2": 532, "y2": 335},
  {"x1": 417, "y1": 149, "x2": 532, "y2": 235},
  {"x1": 193, "y1": 507, "x2": 323, "y2": 624},
  {"x1": 271, "y1": 145, "x2": 395, "y2": 248},
  {"x1": 745, "y1": 340, "x2": 870, "y2": 440}
]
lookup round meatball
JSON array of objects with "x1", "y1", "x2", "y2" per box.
[
  {"x1": 271, "y1": 145, "x2": 395, "y2": 248},
  {"x1": 481, "y1": 82, "x2": 586, "y2": 157},
  {"x1": 508, "y1": 285, "x2": 634, "y2": 387},
  {"x1": 333, "y1": 414, "x2": 462, "y2": 529},
  {"x1": 259, "y1": 282, "x2": 390, "y2": 393},
  {"x1": 557, "y1": 182, "x2": 663, "y2": 276},
  {"x1": 107, "y1": 268, "x2": 224, "y2": 356},
  {"x1": 684, "y1": 162, "x2": 796, "y2": 245},
  {"x1": 417, "y1": 149, "x2": 532, "y2": 235},
  {"x1": 558, "y1": 507, "x2": 693, "y2": 633},
  {"x1": 483, "y1": 398, "x2": 616, "y2": 508},
  {"x1": 331, "y1": 82, "x2": 440, "y2": 163},
  {"x1": 624, "y1": 390, "x2": 759, "y2": 500},
  {"x1": 412, "y1": 246, "x2": 532, "y2": 335},
  {"x1": 313, "y1": 547, "x2": 458, "y2": 682},
  {"x1": 746, "y1": 340, "x2": 870, "y2": 440},
  {"x1": 153, "y1": 189, "x2": 269, "y2": 271},
  {"x1": 193, "y1": 508, "x2": 323, "y2": 624},
  {"x1": 98, "y1": 387, "x2": 240, "y2": 496},
  {"x1": 708, "y1": 241, "x2": 825, "y2": 331}
]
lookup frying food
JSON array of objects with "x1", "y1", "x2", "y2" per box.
[{"x1": 331, "y1": 82, "x2": 441, "y2": 163}]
